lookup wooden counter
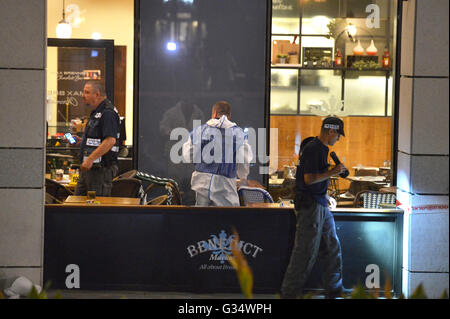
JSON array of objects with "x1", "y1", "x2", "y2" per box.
[{"x1": 64, "y1": 195, "x2": 141, "y2": 206}]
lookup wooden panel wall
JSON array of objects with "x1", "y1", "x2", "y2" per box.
[{"x1": 270, "y1": 116, "x2": 392, "y2": 189}]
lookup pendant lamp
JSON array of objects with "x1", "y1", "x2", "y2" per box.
[
  {"x1": 366, "y1": 40, "x2": 378, "y2": 55},
  {"x1": 56, "y1": 0, "x2": 72, "y2": 38},
  {"x1": 353, "y1": 40, "x2": 364, "y2": 55}
]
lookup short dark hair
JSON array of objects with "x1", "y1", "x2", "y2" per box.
[
  {"x1": 85, "y1": 80, "x2": 106, "y2": 96},
  {"x1": 212, "y1": 101, "x2": 231, "y2": 118}
]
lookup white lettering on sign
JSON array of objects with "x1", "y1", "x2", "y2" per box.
[
  {"x1": 65, "y1": 264, "x2": 80, "y2": 289},
  {"x1": 366, "y1": 4, "x2": 380, "y2": 29},
  {"x1": 365, "y1": 264, "x2": 380, "y2": 289}
]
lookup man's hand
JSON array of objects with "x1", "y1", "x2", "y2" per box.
[
  {"x1": 331, "y1": 163, "x2": 347, "y2": 176},
  {"x1": 81, "y1": 157, "x2": 94, "y2": 171},
  {"x1": 63, "y1": 134, "x2": 81, "y2": 146}
]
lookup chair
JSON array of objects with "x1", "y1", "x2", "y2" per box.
[
  {"x1": 45, "y1": 192, "x2": 62, "y2": 204},
  {"x1": 143, "y1": 182, "x2": 181, "y2": 205},
  {"x1": 353, "y1": 190, "x2": 396, "y2": 209},
  {"x1": 135, "y1": 171, "x2": 182, "y2": 205},
  {"x1": 238, "y1": 186, "x2": 274, "y2": 206},
  {"x1": 147, "y1": 195, "x2": 169, "y2": 205},
  {"x1": 45, "y1": 178, "x2": 73, "y2": 202},
  {"x1": 110, "y1": 178, "x2": 143, "y2": 198},
  {"x1": 113, "y1": 169, "x2": 137, "y2": 181}
]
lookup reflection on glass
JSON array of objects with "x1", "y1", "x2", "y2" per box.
[
  {"x1": 299, "y1": 70, "x2": 342, "y2": 115},
  {"x1": 271, "y1": 69, "x2": 298, "y2": 114},
  {"x1": 302, "y1": 0, "x2": 340, "y2": 19},
  {"x1": 272, "y1": 0, "x2": 300, "y2": 34},
  {"x1": 46, "y1": 46, "x2": 106, "y2": 137},
  {"x1": 344, "y1": 72, "x2": 386, "y2": 116},
  {"x1": 301, "y1": 16, "x2": 332, "y2": 35}
]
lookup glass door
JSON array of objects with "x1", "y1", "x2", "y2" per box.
[{"x1": 46, "y1": 38, "x2": 114, "y2": 174}]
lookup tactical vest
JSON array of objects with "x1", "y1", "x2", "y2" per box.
[
  {"x1": 81, "y1": 99, "x2": 120, "y2": 167},
  {"x1": 193, "y1": 124, "x2": 246, "y2": 179}
]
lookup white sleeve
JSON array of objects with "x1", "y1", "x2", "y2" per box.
[
  {"x1": 182, "y1": 136, "x2": 193, "y2": 163},
  {"x1": 236, "y1": 141, "x2": 253, "y2": 179}
]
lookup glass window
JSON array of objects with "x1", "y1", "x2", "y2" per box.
[
  {"x1": 269, "y1": 0, "x2": 398, "y2": 200},
  {"x1": 272, "y1": 0, "x2": 300, "y2": 34},
  {"x1": 271, "y1": 69, "x2": 298, "y2": 114},
  {"x1": 300, "y1": 69, "x2": 342, "y2": 115},
  {"x1": 343, "y1": 71, "x2": 387, "y2": 116},
  {"x1": 302, "y1": 0, "x2": 340, "y2": 19},
  {"x1": 272, "y1": 35, "x2": 300, "y2": 65}
]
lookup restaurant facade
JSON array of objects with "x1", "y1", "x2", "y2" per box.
[{"x1": 0, "y1": 0, "x2": 448, "y2": 298}]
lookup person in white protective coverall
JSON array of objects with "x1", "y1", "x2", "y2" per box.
[{"x1": 182, "y1": 101, "x2": 253, "y2": 206}]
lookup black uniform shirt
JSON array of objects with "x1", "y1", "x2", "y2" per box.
[
  {"x1": 295, "y1": 137, "x2": 329, "y2": 207},
  {"x1": 80, "y1": 99, "x2": 120, "y2": 164}
]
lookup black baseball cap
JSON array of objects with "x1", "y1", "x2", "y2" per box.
[{"x1": 322, "y1": 116, "x2": 345, "y2": 136}]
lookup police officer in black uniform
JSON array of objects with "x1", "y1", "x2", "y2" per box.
[
  {"x1": 281, "y1": 116, "x2": 351, "y2": 299},
  {"x1": 74, "y1": 81, "x2": 120, "y2": 197}
]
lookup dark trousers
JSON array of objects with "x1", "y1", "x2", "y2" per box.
[
  {"x1": 281, "y1": 200, "x2": 343, "y2": 298},
  {"x1": 75, "y1": 164, "x2": 118, "y2": 197}
]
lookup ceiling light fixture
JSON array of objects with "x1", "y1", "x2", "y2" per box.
[
  {"x1": 345, "y1": 23, "x2": 357, "y2": 41},
  {"x1": 56, "y1": 0, "x2": 72, "y2": 38}
]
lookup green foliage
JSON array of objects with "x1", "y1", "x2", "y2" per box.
[
  {"x1": 352, "y1": 60, "x2": 380, "y2": 70},
  {"x1": 326, "y1": 20, "x2": 337, "y2": 39},
  {"x1": 409, "y1": 283, "x2": 427, "y2": 299},
  {"x1": 227, "y1": 228, "x2": 254, "y2": 299},
  {"x1": 27, "y1": 281, "x2": 62, "y2": 299}
]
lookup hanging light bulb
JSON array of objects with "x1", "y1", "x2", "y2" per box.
[{"x1": 56, "y1": 0, "x2": 72, "y2": 38}]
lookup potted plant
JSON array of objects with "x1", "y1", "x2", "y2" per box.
[{"x1": 277, "y1": 54, "x2": 288, "y2": 64}]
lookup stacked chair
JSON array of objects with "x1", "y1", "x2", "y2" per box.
[
  {"x1": 353, "y1": 190, "x2": 396, "y2": 209},
  {"x1": 237, "y1": 186, "x2": 274, "y2": 206},
  {"x1": 45, "y1": 178, "x2": 73, "y2": 203},
  {"x1": 135, "y1": 171, "x2": 182, "y2": 205}
]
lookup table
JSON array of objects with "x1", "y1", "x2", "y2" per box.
[
  {"x1": 46, "y1": 153, "x2": 74, "y2": 159},
  {"x1": 236, "y1": 179, "x2": 266, "y2": 189},
  {"x1": 347, "y1": 176, "x2": 386, "y2": 182},
  {"x1": 268, "y1": 178, "x2": 284, "y2": 186},
  {"x1": 63, "y1": 195, "x2": 141, "y2": 206},
  {"x1": 346, "y1": 176, "x2": 388, "y2": 196},
  {"x1": 352, "y1": 166, "x2": 379, "y2": 176},
  {"x1": 247, "y1": 201, "x2": 293, "y2": 208},
  {"x1": 380, "y1": 186, "x2": 397, "y2": 193}
]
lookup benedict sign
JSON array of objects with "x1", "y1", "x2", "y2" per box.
[{"x1": 186, "y1": 230, "x2": 263, "y2": 270}]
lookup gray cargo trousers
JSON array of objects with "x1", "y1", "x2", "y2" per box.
[
  {"x1": 281, "y1": 200, "x2": 343, "y2": 298},
  {"x1": 75, "y1": 164, "x2": 119, "y2": 197}
]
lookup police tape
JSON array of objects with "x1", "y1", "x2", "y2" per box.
[{"x1": 400, "y1": 204, "x2": 449, "y2": 213}]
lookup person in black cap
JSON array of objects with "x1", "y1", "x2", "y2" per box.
[{"x1": 281, "y1": 116, "x2": 350, "y2": 299}]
